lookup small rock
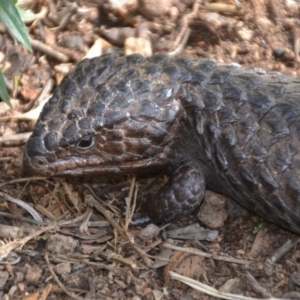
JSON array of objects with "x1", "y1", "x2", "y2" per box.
[
  {"x1": 256, "y1": 17, "x2": 273, "y2": 29},
  {"x1": 55, "y1": 262, "x2": 72, "y2": 275},
  {"x1": 167, "y1": 223, "x2": 218, "y2": 241},
  {"x1": 197, "y1": 191, "x2": 228, "y2": 229},
  {"x1": 141, "y1": 223, "x2": 160, "y2": 238},
  {"x1": 25, "y1": 264, "x2": 42, "y2": 283},
  {"x1": 203, "y1": 12, "x2": 231, "y2": 29},
  {"x1": 139, "y1": 0, "x2": 172, "y2": 19},
  {"x1": 84, "y1": 38, "x2": 106, "y2": 59},
  {"x1": 101, "y1": 27, "x2": 137, "y2": 45},
  {"x1": 124, "y1": 37, "x2": 153, "y2": 57},
  {"x1": 108, "y1": 0, "x2": 137, "y2": 10},
  {"x1": 57, "y1": 35, "x2": 83, "y2": 49},
  {"x1": 15, "y1": 271, "x2": 24, "y2": 284},
  {"x1": 236, "y1": 27, "x2": 254, "y2": 42},
  {"x1": 47, "y1": 233, "x2": 78, "y2": 255},
  {"x1": 219, "y1": 278, "x2": 242, "y2": 293},
  {"x1": 169, "y1": 6, "x2": 179, "y2": 22},
  {"x1": 285, "y1": 0, "x2": 298, "y2": 10}
]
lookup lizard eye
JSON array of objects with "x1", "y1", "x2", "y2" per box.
[{"x1": 78, "y1": 136, "x2": 94, "y2": 149}]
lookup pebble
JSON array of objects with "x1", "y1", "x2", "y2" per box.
[
  {"x1": 139, "y1": 0, "x2": 173, "y2": 19},
  {"x1": 197, "y1": 191, "x2": 228, "y2": 229}
]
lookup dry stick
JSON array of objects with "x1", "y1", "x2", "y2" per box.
[
  {"x1": 292, "y1": 26, "x2": 300, "y2": 60},
  {"x1": 131, "y1": 181, "x2": 139, "y2": 222},
  {"x1": 84, "y1": 183, "x2": 121, "y2": 215},
  {"x1": 35, "y1": 78, "x2": 54, "y2": 104},
  {"x1": 40, "y1": 283, "x2": 53, "y2": 300},
  {"x1": 130, "y1": 239, "x2": 162, "y2": 261},
  {"x1": 0, "y1": 224, "x2": 57, "y2": 260},
  {"x1": 17, "y1": 174, "x2": 31, "y2": 201},
  {"x1": 59, "y1": 221, "x2": 109, "y2": 228},
  {"x1": 58, "y1": 211, "x2": 109, "y2": 228},
  {"x1": 282, "y1": 292, "x2": 300, "y2": 299},
  {"x1": 35, "y1": 204, "x2": 57, "y2": 221},
  {"x1": 0, "y1": 113, "x2": 34, "y2": 122},
  {"x1": 58, "y1": 2, "x2": 78, "y2": 30},
  {"x1": 0, "y1": 132, "x2": 32, "y2": 144},
  {"x1": 163, "y1": 243, "x2": 250, "y2": 265},
  {"x1": 0, "y1": 212, "x2": 47, "y2": 226},
  {"x1": 170, "y1": 271, "x2": 282, "y2": 300},
  {"x1": 45, "y1": 253, "x2": 86, "y2": 300},
  {"x1": 100, "y1": 251, "x2": 137, "y2": 269},
  {"x1": 168, "y1": 28, "x2": 191, "y2": 57},
  {"x1": 170, "y1": 0, "x2": 201, "y2": 53},
  {"x1": 79, "y1": 207, "x2": 93, "y2": 233},
  {"x1": 246, "y1": 272, "x2": 273, "y2": 299},
  {"x1": 85, "y1": 194, "x2": 127, "y2": 239},
  {"x1": 0, "y1": 191, "x2": 42, "y2": 222},
  {"x1": 125, "y1": 176, "x2": 137, "y2": 230},
  {"x1": 58, "y1": 228, "x2": 108, "y2": 241},
  {"x1": 0, "y1": 250, "x2": 21, "y2": 265},
  {"x1": 0, "y1": 177, "x2": 50, "y2": 187},
  {"x1": 20, "y1": 96, "x2": 50, "y2": 123},
  {"x1": 0, "y1": 157, "x2": 10, "y2": 162},
  {"x1": 269, "y1": 237, "x2": 300, "y2": 264},
  {"x1": 30, "y1": 39, "x2": 69, "y2": 62},
  {"x1": 206, "y1": 3, "x2": 239, "y2": 14},
  {"x1": 62, "y1": 181, "x2": 80, "y2": 211},
  {"x1": 85, "y1": 194, "x2": 145, "y2": 267},
  {"x1": 18, "y1": 249, "x2": 118, "y2": 272},
  {"x1": 87, "y1": 195, "x2": 169, "y2": 268}
]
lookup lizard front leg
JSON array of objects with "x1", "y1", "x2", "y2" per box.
[{"x1": 144, "y1": 162, "x2": 205, "y2": 224}]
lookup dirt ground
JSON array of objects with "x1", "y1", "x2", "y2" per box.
[{"x1": 1, "y1": 0, "x2": 300, "y2": 299}]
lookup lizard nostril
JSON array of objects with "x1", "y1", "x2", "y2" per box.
[
  {"x1": 37, "y1": 158, "x2": 46, "y2": 166},
  {"x1": 29, "y1": 156, "x2": 48, "y2": 168}
]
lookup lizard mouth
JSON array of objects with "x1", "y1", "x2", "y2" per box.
[
  {"x1": 23, "y1": 150, "x2": 173, "y2": 177},
  {"x1": 23, "y1": 124, "x2": 179, "y2": 177}
]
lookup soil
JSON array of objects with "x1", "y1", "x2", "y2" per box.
[{"x1": 1, "y1": 0, "x2": 300, "y2": 299}]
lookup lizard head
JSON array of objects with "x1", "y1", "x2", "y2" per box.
[{"x1": 24, "y1": 54, "x2": 185, "y2": 176}]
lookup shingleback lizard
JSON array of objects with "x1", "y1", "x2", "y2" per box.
[{"x1": 24, "y1": 53, "x2": 300, "y2": 234}]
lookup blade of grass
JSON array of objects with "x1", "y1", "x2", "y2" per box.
[
  {"x1": 17, "y1": 6, "x2": 38, "y2": 24},
  {"x1": 0, "y1": 0, "x2": 32, "y2": 51},
  {"x1": 0, "y1": 70, "x2": 12, "y2": 108}
]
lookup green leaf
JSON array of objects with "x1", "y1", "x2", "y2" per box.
[
  {"x1": 252, "y1": 223, "x2": 264, "y2": 235},
  {"x1": 17, "y1": 7, "x2": 38, "y2": 23},
  {"x1": 0, "y1": 70, "x2": 12, "y2": 108},
  {"x1": 0, "y1": 0, "x2": 32, "y2": 51}
]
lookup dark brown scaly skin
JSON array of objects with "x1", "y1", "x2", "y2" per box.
[{"x1": 24, "y1": 53, "x2": 300, "y2": 233}]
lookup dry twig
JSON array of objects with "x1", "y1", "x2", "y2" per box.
[
  {"x1": 170, "y1": 271, "x2": 283, "y2": 300},
  {"x1": 45, "y1": 253, "x2": 86, "y2": 300},
  {"x1": 163, "y1": 243, "x2": 250, "y2": 265}
]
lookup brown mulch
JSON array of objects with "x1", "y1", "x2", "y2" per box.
[{"x1": 1, "y1": 0, "x2": 300, "y2": 299}]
